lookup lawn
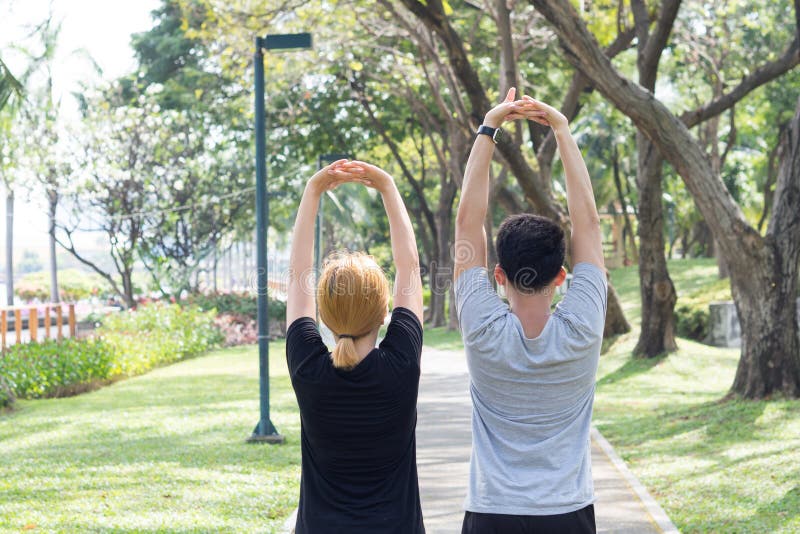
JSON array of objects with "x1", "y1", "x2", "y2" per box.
[
  {"x1": 596, "y1": 258, "x2": 800, "y2": 533},
  {"x1": 3, "y1": 258, "x2": 798, "y2": 532},
  {"x1": 0, "y1": 342, "x2": 301, "y2": 533}
]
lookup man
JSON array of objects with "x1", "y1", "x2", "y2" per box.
[{"x1": 453, "y1": 88, "x2": 607, "y2": 534}]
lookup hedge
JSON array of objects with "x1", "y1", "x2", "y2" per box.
[{"x1": 0, "y1": 302, "x2": 223, "y2": 401}]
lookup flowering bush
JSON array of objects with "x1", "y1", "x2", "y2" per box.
[{"x1": 214, "y1": 313, "x2": 259, "y2": 347}]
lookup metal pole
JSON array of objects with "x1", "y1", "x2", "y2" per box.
[
  {"x1": 314, "y1": 155, "x2": 324, "y2": 298},
  {"x1": 249, "y1": 36, "x2": 284, "y2": 444}
]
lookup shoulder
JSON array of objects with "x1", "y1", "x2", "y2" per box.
[
  {"x1": 286, "y1": 317, "x2": 329, "y2": 376},
  {"x1": 379, "y1": 307, "x2": 423, "y2": 369}
]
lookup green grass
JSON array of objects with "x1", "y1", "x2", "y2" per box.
[
  {"x1": 597, "y1": 258, "x2": 800, "y2": 533},
  {"x1": 607, "y1": 257, "x2": 724, "y2": 325},
  {"x1": 595, "y1": 333, "x2": 800, "y2": 533},
  {"x1": 422, "y1": 326, "x2": 464, "y2": 351},
  {"x1": 0, "y1": 342, "x2": 301, "y2": 533}
]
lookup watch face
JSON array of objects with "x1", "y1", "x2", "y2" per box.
[{"x1": 492, "y1": 128, "x2": 501, "y2": 143}]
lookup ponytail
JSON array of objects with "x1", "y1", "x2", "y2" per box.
[{"x1": 332, "y1": 336, "x2": 360, "y2": 369}]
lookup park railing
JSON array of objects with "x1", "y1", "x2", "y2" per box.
[{"x1": 0, "y1": 303, "x2": 76, "y2": 351}]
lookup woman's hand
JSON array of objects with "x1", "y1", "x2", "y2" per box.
[
  {"x1": 507, "y1": 95, "x2": 569, "y2": 133},
  {"x1": 342, "y1": 161, "x2": 395, "y2": 194},
  {"x1": 307, "y1": 159, "x2": 365, "y2": 194},
  {"x1": 483, "y1": 87, "x2": 518, "y2": 128}
]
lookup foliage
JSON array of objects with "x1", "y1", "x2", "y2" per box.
[
  {"x1": 0, "y1": 55, "x2": 23, "y2": 112},
  {"x1": 0, "y1": 343, "x2": 301, "y2": 532},
  {"x1": 0, "y1": 338, "x2": 115, "y2": 399},
  {"x1": 213, "y1": 313, "x2": 259, "y2": 346},
  {"x1": 0, "y1": 302, "x2": 223, "y2": 402},
  {"x1": 98, "y1": 302, "x2": 223, "y2": 376},
  {"x1": 184, "y1": 290, "x2": 286, "y2": 323},
  {"x1": 15, "y1": 269, "x2": 112, "y2": 302},
  {"x1": 0, "y1": 374, "x2": 15, "y2": 409},
  {"x1": 185, "y1": 291, "x2": 257, "y2": 319},
  {"x1": 675, "y1": 279, "x2": 734, "y2": 342}
]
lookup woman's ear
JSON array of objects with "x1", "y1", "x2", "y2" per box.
[
  {"x1": 494, "y1": 264, "x2": 506, "y2": 286},
  {"x1": 554, "y1": 266, "x2": 567, "y2": 287}
]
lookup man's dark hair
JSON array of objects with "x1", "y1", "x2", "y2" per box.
[{"x1": 495, "y1": 214, "x2": 566, "y2": 292}]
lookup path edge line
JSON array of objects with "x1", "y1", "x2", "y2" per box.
[{"x1": 591, "y1": 426, "x2": 680, "y2": 534}]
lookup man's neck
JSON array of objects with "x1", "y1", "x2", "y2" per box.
[{"x1": 508, "y1": 289, "x2": 555, "y2": 339}]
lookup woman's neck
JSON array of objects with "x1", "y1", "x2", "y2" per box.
[{"x1": 352, "y1": 330, "x2": 380, "y2": 361}]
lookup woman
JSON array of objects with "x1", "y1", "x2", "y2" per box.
[{"x1": 285, "y1": 159, "x2": 424, "y2": 533}]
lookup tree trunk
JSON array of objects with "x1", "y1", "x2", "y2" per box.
[
  {"x1": 729, "y1": 97, "x2": 800, "y2": 398},
  {"x1": 4, "y1": 187, "x2": 13, "y2": 306},
  {"x1": 429, "y1": 184, "x2": 457, "y2": 328},
  {"x1": 634, "y1": 137, "x2": 677, "y2": 357},
  {"x1": 212, "y1": 244, "x2": 218, "y2": 293},
  {"x1": 122, "y1": 269, "x2": 135, "y2": 309},
  {"x1": 47, "y1": 189, "x2": 60, "y2": 303},
  {"x1": 448, "y1": 284, "x2": 459, "y2": 330},
  {"x1": 604, "y1": 281, "x2": 631, "y2": 338},
  {"x1": 729, "y1": 247, "x2": 800, "y2": 398}
]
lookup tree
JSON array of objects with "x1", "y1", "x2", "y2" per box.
[
  {"x1": 395, "y1": 0, "x2": 632, "y2": 336},
  {"x1": 57, "y1": 93, "x2": 157, "y2": 308},
  {"x1": 529, "y1": 0, "x2": 800, "y2": 398},
  {"x1": 0, "y1": 55, "x2": 24, "y2": 306},
  {"x1": 24, "y1": 16, "x2": 67, "y2": 304}
]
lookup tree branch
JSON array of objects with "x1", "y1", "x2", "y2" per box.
[{"x1": 681, "y1": 37, "x2": 800, "y2": 128}]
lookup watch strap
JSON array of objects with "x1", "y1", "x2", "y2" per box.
[{"x1": 476, "y1": 124, "x2": 499, "y2": 144}]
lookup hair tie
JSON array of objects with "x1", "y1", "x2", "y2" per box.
[{"x1": 338, "y1": 334, "x2": 356, "y2": 339}]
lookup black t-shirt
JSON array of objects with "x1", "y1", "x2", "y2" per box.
[{"x1": 286, "y1": 307, "x2": 425, "y2": 534}]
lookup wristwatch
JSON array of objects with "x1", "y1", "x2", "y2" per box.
[{"x1": 476, "y1": 125, "x2": 501, "y2": 144}]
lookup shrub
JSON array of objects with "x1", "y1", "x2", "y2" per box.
[
  {"x1": 185, "y1": 291, "x2": 287, "y2": 324},
  {"x1": 98, "y1": 302, "x2": 223, "y2": 376},
  {"x1": 0, "y1": 375, "x2": 15, "y2": 409},
  {"x1": 214, "y1": 313, "x2": 259, "y2": 347},
  {"x1": 0, "y1": 338, "x2": 115, "y2": 399},
  {"x1": 675, "y1": 278, "x2": 733, "y2": 342},
  {"x1": 15, "y1": 269, "x2": 112, "y2": 302}
]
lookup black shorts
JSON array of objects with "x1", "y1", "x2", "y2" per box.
[{"x1": 461, "y1": 505, "x2": 596, "y2": 534}]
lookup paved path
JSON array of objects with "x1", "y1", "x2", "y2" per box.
[{"x1": 416, "y1": 347, "x2": 679, "y2": 534}]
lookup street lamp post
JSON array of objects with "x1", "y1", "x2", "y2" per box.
[{"x1": 248, "y1": 32, "x2": 312, "y2": 444}]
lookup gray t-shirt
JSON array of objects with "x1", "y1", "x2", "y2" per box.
[{"x1": 454, "y1": 262, "x2": 608, "y2": 516}]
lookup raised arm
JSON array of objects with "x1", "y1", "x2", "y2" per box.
[
  {"x1": 349, "y1": 161, "x2": 423, "y2": 323},
  {"x1": 512, "y1": 96, "x2": 604, "y2": 268},
  {"x1": 454, "y1": 88, "x2": 518, "y2": 281},
  {"x1": 286, "y1": 160, "x2": 359, "y2": 325}
]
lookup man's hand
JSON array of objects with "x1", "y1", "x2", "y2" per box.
[
  {"x1": 508, "y1": 96, "x2": 603, "y2": 269},
  {"x1": 507, "y1": 96, "x2": 569, "y2": 132},
  {"x1": 483, "y1": 87, "x2": 518, "y2": 128}
]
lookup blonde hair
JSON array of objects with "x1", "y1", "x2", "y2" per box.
[{"x1": 318, "y1": 251, "x2": 390, "y2": 370}]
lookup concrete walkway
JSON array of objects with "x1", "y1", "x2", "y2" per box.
[{"x1": 417, "y1": 347, "x2": 679, "y2": 534}]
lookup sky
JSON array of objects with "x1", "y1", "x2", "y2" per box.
[{"x1": 1, "y1": 0, "x2": 160, "y2": 266}]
